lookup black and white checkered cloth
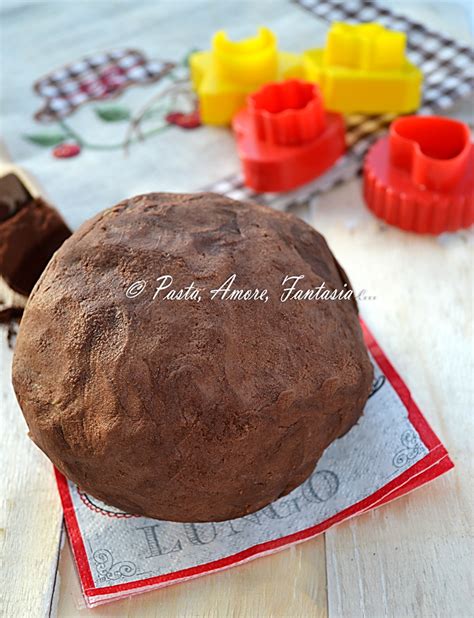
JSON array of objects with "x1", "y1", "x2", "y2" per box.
[
  {"x1": 35, "y1": 49, "x2": 175, "y2": 122},
  {"x1": 202, "y1": 0, "x2": 474, "y2": 210}
]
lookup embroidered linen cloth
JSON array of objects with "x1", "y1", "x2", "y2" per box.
[{"x1": 1, "y1": 0, "x2": 473, "y2": 228}]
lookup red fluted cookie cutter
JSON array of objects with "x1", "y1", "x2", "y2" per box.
[
  {"x1": 364, "y1": 116, "x2": 474, "y2": 234},
  {"x1": 232, "y1": 79, "x2": 346, "y2": 192}
]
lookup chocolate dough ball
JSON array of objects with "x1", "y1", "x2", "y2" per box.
[{"x1": 13, "y1": 193, "x2": 372, "y2": 522}]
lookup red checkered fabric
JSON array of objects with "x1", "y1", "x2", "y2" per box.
[{"x1": 34, "y1": 49, "x2": 174, "y2": 122}]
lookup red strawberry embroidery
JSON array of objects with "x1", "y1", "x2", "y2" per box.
[
  {"x1": 53, "y1": 143, "x2": 81, "y2": 158},
  {"x1": 79, "y1": 66, "x2": 126, "y2": 98},
  {"x1": 100, "y1": 66, "x2": 126, "y2": 94},
  {"x1": 166, "y1": 109, "x2": 201, "y2": 129}
]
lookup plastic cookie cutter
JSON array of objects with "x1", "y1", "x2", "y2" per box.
[
  {"x1": 364, "y1": 116, "x2": 474, "y2": 234},
  {"x1": 303, "y1": 23, "x2": 422, "y2": 114},
  {"x1": 232, "y1": 79, "x2": 346, "y2": 192},
  {"x1": 189, "y1": 27, "x2": 303, "y2": 125}
]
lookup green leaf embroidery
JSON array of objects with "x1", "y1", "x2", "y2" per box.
[
  {"x1": 24, "y1": 132, "x2": 67, "y2": 147},
  {"x1": 95, "y1": 106, "x2": 130, "y2": 122}
]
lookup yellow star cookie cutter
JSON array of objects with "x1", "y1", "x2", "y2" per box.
[{"x1": 303, "y1": 23, "x2": 422, "y2": 114}]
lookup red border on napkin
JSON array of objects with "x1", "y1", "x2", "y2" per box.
[{"x1": 55, "y1": 321, "x2": 454, "y2": 604}]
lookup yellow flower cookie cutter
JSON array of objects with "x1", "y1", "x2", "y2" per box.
[{"x1": 190, "y1": 27, "x2": 303, "y2": 126}]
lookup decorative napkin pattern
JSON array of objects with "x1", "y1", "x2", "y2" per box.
[
  {"x1": 202, "y1": 0, "x2": 474, "y2": 210},
  {"x1": 57, "y1": 322, "x2": 453, "y2": 607}
]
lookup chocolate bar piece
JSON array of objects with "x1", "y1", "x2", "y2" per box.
[
  {"x1": 0, "y1": 173, "x2": 32, "y2": 221},
  {"x1": 0, "y1": 173, "x2": 71, "y2": 320}
]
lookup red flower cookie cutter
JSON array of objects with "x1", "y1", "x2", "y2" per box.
[
  {"x1": 232, "y1": 79, "x2": 346, "y2": 192},
  {"x1": 364, "y1": 116, "x2": 474, "y2": 234}
]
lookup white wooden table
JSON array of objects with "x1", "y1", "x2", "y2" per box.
[{"x1": 1, "y1": 1, "x2": 473, "y2": 616}]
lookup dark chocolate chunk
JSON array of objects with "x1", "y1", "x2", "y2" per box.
[
  {"x1": 0, "y1": 193, "x2": 71, "y2": 296},
  {"x1": 0, "y1": 173, "x2": 32, "y2": 222}
]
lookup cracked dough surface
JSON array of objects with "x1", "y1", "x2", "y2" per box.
[{"x1": 12, "y1": 192, "x2": 372, "y2": 522}]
